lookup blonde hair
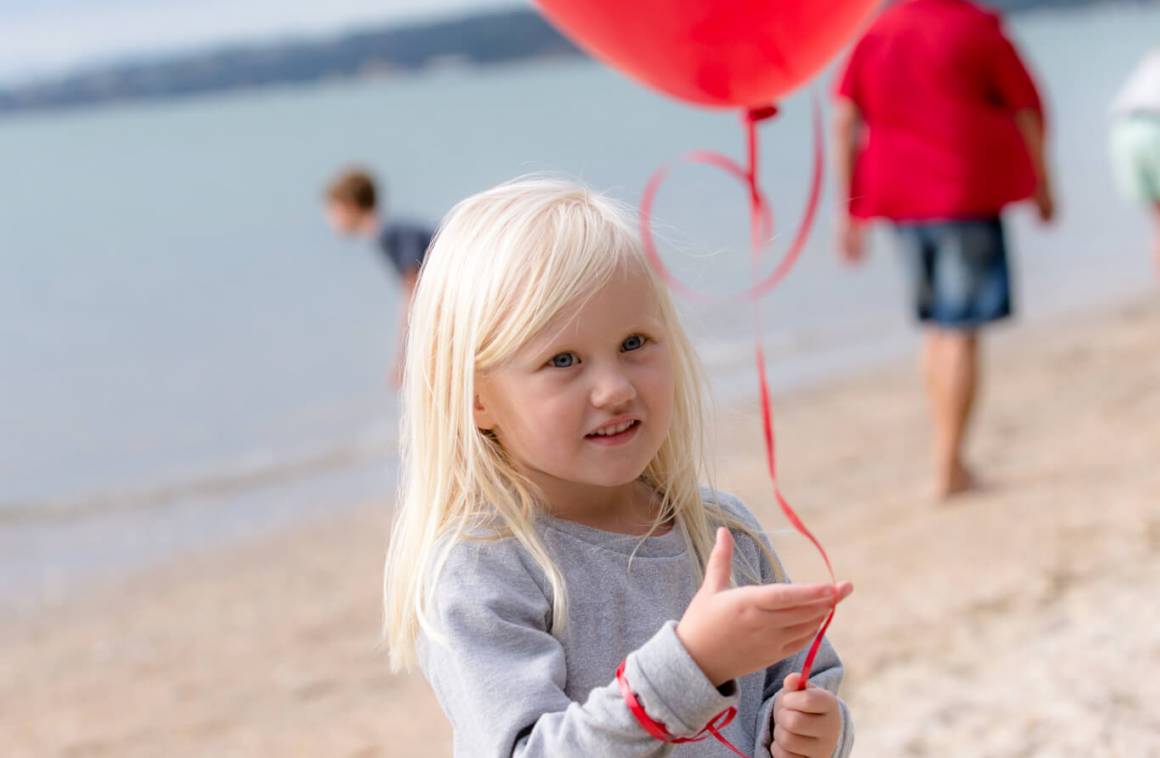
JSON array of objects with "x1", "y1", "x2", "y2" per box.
[{"x1": 383, "y1": 177, "x2": 762, "y2": 671}]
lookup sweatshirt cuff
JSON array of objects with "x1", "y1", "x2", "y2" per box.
[
  {"x1": 623, "y1": 620, "x2": 738, "y2": 738},
  {"x1": 757, "y1": 695, "x2": 776, "y2": 751},
  {"x1": 833, "y1": 697, "x2": 854, "y2": 758}
]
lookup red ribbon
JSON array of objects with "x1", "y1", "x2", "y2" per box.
[
  {"x1": 640, "y1": 99, "x2": 835, "y2": 690},
  {"x1": 616, "y1": 659, "x2": 747, "y2": 757}
]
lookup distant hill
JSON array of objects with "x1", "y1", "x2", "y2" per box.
[
  {"x1": 0, "y1": 8, "x2": 580, "y2": 116},
  {"x1": 0, "y1": 1, "x2": 1151, "y2": 116}
]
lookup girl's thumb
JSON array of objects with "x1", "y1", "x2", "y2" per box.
[
  {"x1": 782, "y1": 672, "x2": 804, "y2": 691},
  {"x1": 701, "y1": 527, "x2": 733, "y2": 593}
]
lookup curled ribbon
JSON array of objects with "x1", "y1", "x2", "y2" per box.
[
  {"x1": 640, "y1": 98, "x2": 834, "y2": 690},
  {"x1": 616, "y1": 659, "x2": 747, "y2": 757}
]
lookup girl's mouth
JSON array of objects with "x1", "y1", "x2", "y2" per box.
[{"x1": 585, "y1": 419, "x2": 641, "y2": 446}]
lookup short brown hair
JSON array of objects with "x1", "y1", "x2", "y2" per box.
[{"x1": 326, "y1": 168, "x2": 379, "y2": 211}]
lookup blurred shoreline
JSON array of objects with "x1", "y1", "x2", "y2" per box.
[
  {"x1": 2, "y1": 295, "x2": 1156, "y2": 756},
  {"x1": 2, "y1": 2, "x2": 1139, "y2": 117}
]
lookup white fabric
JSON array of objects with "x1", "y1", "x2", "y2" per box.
[{"x1": 1113, "y1": 49, "x2": 1160, "y2": 116}]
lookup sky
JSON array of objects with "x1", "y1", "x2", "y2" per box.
[{"x1": 0, "y1": 0, "x2": 520, "y2": 85}]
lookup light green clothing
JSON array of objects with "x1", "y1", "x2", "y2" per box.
[{"x1": 1110, "y1": 115, "x2": 1160, "y2": 205}]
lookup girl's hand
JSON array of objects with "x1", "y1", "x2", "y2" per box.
[
  {"x1": 771, "y1": 673, "x2": 843, "y2": 758},
  {"x1": 675, "y1": 528, "x2": 853, "y2": 687}
]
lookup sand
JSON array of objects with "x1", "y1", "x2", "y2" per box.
[{"x1": 2, "y1": 298, "x2": 1157, "y2": 758}]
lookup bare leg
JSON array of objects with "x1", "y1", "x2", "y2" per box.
[
  {"x1": 1152, "y1": 201, "x2": 1160, "y2": 280},
  {"x1": 928, "y1": 328, "x2": 979, "y2": 498},
  {"x1": 920, "y1": 330, "x2": 942, "y2": 443}
]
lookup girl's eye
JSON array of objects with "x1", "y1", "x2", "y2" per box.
[
  {"x1": 549, "y1": 352, "x2": 578, "y2": 368},
  {"x1": 621, "y1": 335, "x2": 647, "y2": 352}
]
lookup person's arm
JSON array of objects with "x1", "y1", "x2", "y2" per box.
[
  {"x1": 1014, "y1": 109, "x2": 1055, "y2": 222},
  {"x1": 986, "y1": 24, "x2": 1055, "y2": 223},
  {"x1": 392, "y1": 268, "x2": 419, "y2": 388},
  {"x1": 833, "y1": 98, "x2": 860, "y2": 220},
  {"x1": 705, "y1": 491, "x2": 854, "y2": 758},
  {"x1": 420, "y1": 541, "x2": 738, "y2": 757},
  {"x1": 749, "y1": 548, "x2": 853, "y2": 758},
  {"x1": 832, "y1": 97, "x2": 867, "y2": 263}
]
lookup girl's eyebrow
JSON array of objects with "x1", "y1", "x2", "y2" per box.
[
  {"x1": 527, "y1": 326, "x2": 575, "y2": 360},
  {"x1": 627, "y1": 318, "x2": 665, "y2": 336},
  {"x1": 525, "y1": 312, "x2": 666, "y2": 358},
  {"x1": 523, "y1": 337, "x2": 577, "y2": 369}
]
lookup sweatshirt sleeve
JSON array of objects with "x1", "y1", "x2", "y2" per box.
[
  {"x1": 706, "y1": 489, "x2": 855, "y2": 758},
  {"x1": 418, "y1": 538, "x2": 738, "y2": 758}
]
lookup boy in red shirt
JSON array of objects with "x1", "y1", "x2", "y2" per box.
[{"x1": 833, "y1": 0, "x2": 1056, "y2": 498}]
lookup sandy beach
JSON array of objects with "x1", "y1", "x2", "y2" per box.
[{"x1": 2, "y1": 297, "x2": 1157, "y2": 758}]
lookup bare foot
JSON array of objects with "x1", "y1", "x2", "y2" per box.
[{"x1": 935, "y1": 462, "x2": 975, "y2": 501}]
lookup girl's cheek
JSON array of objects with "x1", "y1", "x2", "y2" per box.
[{"x1": 641, "y1": 359, "x2": 675, "y2": 399}]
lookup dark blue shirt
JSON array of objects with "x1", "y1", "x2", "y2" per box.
[{"x1": 377, "y1": 220, "x2": 433, "y2": 277}]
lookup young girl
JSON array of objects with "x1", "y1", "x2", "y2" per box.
[{"x1": 384, "y1": 178, "x2": 855, "y2": 757}]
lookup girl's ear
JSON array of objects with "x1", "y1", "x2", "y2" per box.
[{"x1": 473, "y1": 393, "x2": 496, "y2": 431}]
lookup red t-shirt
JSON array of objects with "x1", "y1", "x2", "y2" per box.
[{"x1": 835, "y1": 0, "x2": 1044, "y2": 221}]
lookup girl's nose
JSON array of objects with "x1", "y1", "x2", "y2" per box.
[{"x1": 590, "y1": 366, "x2": 637, "y2": 409}]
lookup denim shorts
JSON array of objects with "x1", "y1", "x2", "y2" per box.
[{"x1": 894, "y1": 217, "x2": 1013, "y2": 329}]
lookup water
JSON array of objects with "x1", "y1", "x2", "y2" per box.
[{"x1": 1, "y1": 3, "x2": 1157, "y2": 605}]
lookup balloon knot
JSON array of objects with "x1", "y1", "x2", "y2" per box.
[{"x1": 746, "y1": 105, "x2": 779, "y2": 123}]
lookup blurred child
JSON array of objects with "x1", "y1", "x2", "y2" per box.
[
  {"x1": 383, "y1": 178, "x2": 854, "y2": 757},
  {"x1": 1109, "y1": 48, "x2": 1160, "y2": 277},
  {"x1": 324, "y1": 168, "x2": 434, "y2": 386}
]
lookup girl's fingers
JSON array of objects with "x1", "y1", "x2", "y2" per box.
[
  {"x1": 781, "y1": 630, "x2": 823, "y2": 657},
  {"x1": 745, "y1": 582, "x2": 837, "y2": 611},
  {"x1": 770, "y1": 744, "x2": 809, "y2": 758},
  {"x1": 779, "y1": 686, "x2": 838, "y2": 715},
  {"x1": 781, "y1": 672, "x2": 804, "y2": 692},
  {"x1": 764, "y1": 599, "x2": 834, "y2": 625},
  {"x1": 747, "y1": 580, "x2": 853, "y2": 613},
  {"x1": 773, "y1": 725, "x2": 821, "y2": 753},
  {"x1": 773, "y1": 709, "x2": 829, "y2": 738},
  {"x1": 777, "y1": 617, "x2": 828, "y2": 641}
]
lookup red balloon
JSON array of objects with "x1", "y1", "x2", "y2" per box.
[{"x1": 536, "y1": 0, "x2": 880, "y2": 109}]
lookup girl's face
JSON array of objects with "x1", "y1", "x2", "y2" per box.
[{"x1": 474, "y1": 265, "x2": 675, "y2": 499}]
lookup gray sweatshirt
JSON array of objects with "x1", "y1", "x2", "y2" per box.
[{"x1": 419, "y1": 489, "x2": 853, "y2": 757}]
